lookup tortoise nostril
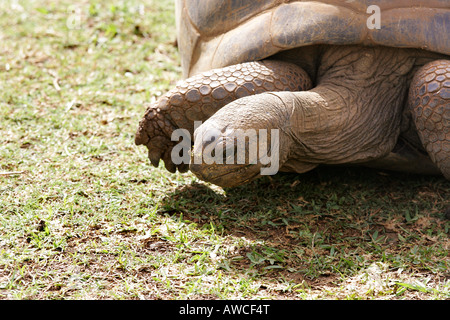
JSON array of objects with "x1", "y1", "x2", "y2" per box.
[{"x1": 204, "y1": 134, "x2": 216, "y2": 148}]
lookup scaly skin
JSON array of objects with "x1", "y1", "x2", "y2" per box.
[
  {"x1": 135, "y1": 60, "x2": 312, "y2": 173},
  {"x1": 408, "y1": 59, "x2": 450, "y2": 179}
]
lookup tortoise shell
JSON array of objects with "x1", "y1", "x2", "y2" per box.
[{"x1": 175, "y1": 0, "x2": 449, "y2": 77}]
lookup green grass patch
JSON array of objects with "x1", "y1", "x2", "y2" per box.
[{"x1": 0, "y1": 0, "x2": 449, "y2": 299}]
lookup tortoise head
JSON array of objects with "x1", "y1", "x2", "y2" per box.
[{"x1": 188, "y1": 93, "x2": 295, "y2": 188}]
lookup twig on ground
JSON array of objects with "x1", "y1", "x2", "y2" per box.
[{"x1": 0, "y1": 171, "x2": 25, "y2": 176}]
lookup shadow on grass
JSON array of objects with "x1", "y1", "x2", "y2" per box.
[
  {"x1": 162, "y1": 165, "x2": 448, "y2": 222},
  {"x1": 160, "y1": 166, "x2": 449, "y2": 283}
]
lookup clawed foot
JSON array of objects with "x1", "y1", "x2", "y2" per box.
[{"x1": 135, "y1": 101, "x2": 182, "y2": 173}]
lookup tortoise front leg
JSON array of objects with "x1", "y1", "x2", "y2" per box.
[
  {"x1": 135, "y1": 60, "x2": 312, "y2": 173},
  {"x1": 408, "y1": 60, "x2": 450, "y2": 179}
]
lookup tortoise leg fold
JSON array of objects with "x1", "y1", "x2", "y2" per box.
[
  {"x1": 135, "y1": 60, "x2": 312, "y2": 173},
  {"x1": 408, "y1": 60, "x2": 450, "y2": 179}
]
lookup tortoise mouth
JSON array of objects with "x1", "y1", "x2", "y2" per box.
[{"x1": 189, "y1": 162, "x2": 262, "y2": 188}]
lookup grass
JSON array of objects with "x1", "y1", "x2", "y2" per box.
[{"x1": 0, "y1": 0, "x2": 449, "y2": 300}]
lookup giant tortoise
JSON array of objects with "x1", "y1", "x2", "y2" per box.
[{"x1": 135, "y1": 0, "x2": 449, "y2": 187}]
